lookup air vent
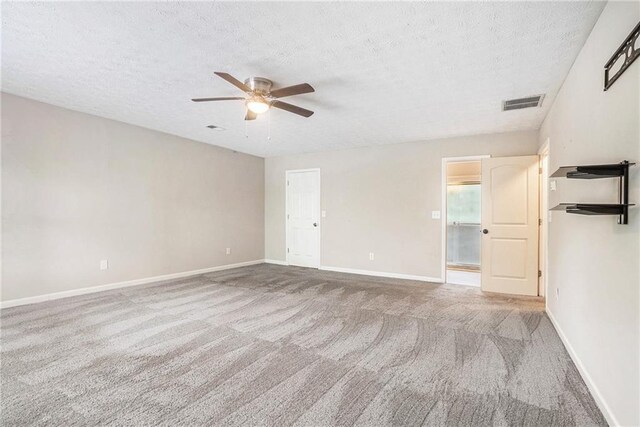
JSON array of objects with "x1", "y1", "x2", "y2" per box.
[
  {"x1": 502, "y1": 95, "x2": 544, "y2": 111},
  {"x1": 206, "y1": 125, "x2": 225, "y2": 131}
]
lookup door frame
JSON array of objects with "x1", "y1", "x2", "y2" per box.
[
  {"x1": 441, "y1": 155, "x2": 490, "y2": 283},
  {"x1": 285, "y1": 168, "x2": 321, "y2": 268},
  {"x1": 538, "y1": 139, "x2": 550, "y2": 297}
]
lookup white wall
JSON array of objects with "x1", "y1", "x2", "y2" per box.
[
  {"x1": 539, "y1": 2, "x2": 639, "y2": 425},
  {"x1": 265, "y1": 131, "x2": 538, "y2": 279},
  {"x1": 1, "y1": 93, "x2": 265, "y2": 303}
]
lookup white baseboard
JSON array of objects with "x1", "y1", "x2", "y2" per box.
[
  {"x1": 0, "y1": 259, "x2": 265, "y2": 309},
  {"x1": 319, "y1": 265, "x2": 443, "y2": 283},
  {"x1": 264, "y1": 259, "x2": 289, "y2": 266},
  {"x1": 546, "y1": 308, "x2": 617, "y2": 426}
]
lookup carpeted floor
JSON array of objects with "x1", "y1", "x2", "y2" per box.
[{"x1": 1, "y1": 264, "x2": 606, "y2": 426}]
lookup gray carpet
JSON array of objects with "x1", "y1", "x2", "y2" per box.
[{"x1": 1, "y1": 264, "x2": 606, "y2": 426}]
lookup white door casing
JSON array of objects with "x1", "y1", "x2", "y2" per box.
[
  {"x1": 286, "y1": 169, "x2": 320, "y2": 268},
  {"x1": 481, "y1": 156, "x2": 539, "y2": 296},
  {"x1": 538, "y1": 139, "x2": 550, "y2": 297}
]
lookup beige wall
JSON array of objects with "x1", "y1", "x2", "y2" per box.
[
  {"x1": 1, "y1": 93, "x2": 265, "y2": 302},
  {"x1": 265, "y1": 130, "x2": 538, "y2": 278},
  {"x1": 539, "y1": 2, "x2": 639, "y2": 425}
]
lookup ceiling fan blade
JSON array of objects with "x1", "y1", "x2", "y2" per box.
[
  {"x1": 245, "y1": 109, "x2": 257, "y2": 121},
  {"x1": 271, "y1": 101, "x2": 314, "y2": 117},
  {"x1": 270, "y1": 83, "x2": 315, "y2": 98},
  {"x1": 191, "y1": 97, "x2": 245, "y2": 102},
  {"x1": 214, "y1": 72, "x2": 251, "y2": 93}
]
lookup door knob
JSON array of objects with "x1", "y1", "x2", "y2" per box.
[
  {"x1": 482, "y1": 229, "x2": 489, "y2": 234},
  {"x1": 313, "y1": 222, "x2": 318, "y2": 227}
]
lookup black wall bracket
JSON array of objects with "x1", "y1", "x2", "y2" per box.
[
  {"x1": 551, "y1": 161, "x2": 635, "y2": 224},
  {"x1": 604, "y1": 21, "x2": 640, "y2": 91},
  {"x1": 617, "y1": 161, "x2": 633, "y2": 224}
]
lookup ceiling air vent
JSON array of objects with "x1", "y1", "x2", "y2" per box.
[
  {"x1": 206, "y1": 125, "x2": 225, "y2": 131},
  {"x1": 502, "y1": 95, "x2": 545, "y2": 111}
]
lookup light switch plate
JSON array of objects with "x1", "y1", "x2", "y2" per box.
[
  {"x1": 100, "y1": 260, "x2": 109, "y2": 270},
  {"x1": 321, "y1": 210, "x2": 326, "y2": 218},
  {"x1": 431, "y1": 211, "x2": 441, "y2": 219}
]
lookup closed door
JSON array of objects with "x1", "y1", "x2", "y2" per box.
[
  {"x1": 481, "y1": 156, "x2": 539, "y2": 296},
  {"x1": 286, "y1": 169, "x2": 320, "y2": 268}
]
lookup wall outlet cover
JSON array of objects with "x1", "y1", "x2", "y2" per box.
[
  {"x1": 431, "y1": 211, "x2": 441, "y2": 219},
  {"x1": 100, "y1": 260, "x2": 109, "y2": 270}
]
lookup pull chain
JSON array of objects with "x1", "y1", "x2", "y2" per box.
[{"x1": 267, "y1": 109, "x2": 271, "y2": 141}]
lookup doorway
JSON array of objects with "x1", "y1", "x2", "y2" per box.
[
  {"x1": 443, "y1": 157, "x2": 486, "y2": 286},
  {"x1": 286, "y1": 169, "x2": 321, "y2": 268}
]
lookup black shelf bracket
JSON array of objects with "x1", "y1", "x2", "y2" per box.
[
  {"x1": 619, "y1": 160, "x2": 631, "y2": 224},
  {"x1": 551, "y1": 161, "x2": 635, "y2": 224}
]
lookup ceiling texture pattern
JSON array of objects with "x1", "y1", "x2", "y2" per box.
[{"x1": 2, "y1": 2, "x2": 605, "y2": 157}]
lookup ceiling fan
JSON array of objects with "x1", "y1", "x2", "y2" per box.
[{"x1": 192, "y1": 72, "x2": 315, "y2": 120}]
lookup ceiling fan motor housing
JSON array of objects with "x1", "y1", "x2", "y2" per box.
[{"x1": 244, "y1": 77, "x2": 273, "y2": 95}]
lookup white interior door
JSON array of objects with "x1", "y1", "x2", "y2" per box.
[
  {"x1": 286, "y1": 169, "x2": 320, "y2": 268},
  {"x1": 481, "y1": 156, "x2": 539, "y2": 296}
]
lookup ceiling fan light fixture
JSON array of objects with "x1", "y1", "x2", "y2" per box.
[{"x1": 246, "y1": 97, "x2": 270, "y2": 114}]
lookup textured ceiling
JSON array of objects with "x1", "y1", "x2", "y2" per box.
[{"x1": 1, "y1": 2, "x2": 605, "y2": 157}]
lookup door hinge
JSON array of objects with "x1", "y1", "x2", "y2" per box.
[
  {"x1": 287, "y1": 214, "x2": 290, "y2": 219},
  {"x1": 287, "y1": 180, "x2": 290, "y2": 186},
  {"x1": 287, "y1": 248, "x2": 290, "y2": 253},
  {"x1": 539, "y1": 167, "x2": 543, "y2": 174},
  {"x1": 538, "y1": 270, "x2": 542, "y2": 278},
  {"x1": 539, "y1": 218, "x2": 542, "y2": 226}
]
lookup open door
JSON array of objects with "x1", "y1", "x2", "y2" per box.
[{"x1": 481, "y1": 156, "x2": 539, "y2": 296}]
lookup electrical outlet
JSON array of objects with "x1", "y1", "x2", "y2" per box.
[
  {"x1": 431, "y1": 211, "x2": 441, "y2": 219},
  {"x1": 226, "y1": 248, "x2": 231, "y2": 255},
  {"x1": 100, "y1": 260, "x2": 109, "y2": 270},
  {"x1": 550, "y1": 180, "x2": 557, "y2": 191},
  {"x1": 369, "y1": 252, "x2": 374, "y2": 261}
]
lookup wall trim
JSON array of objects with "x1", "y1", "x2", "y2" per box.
[
  {"x1": 264, "y1": 259, "x2": 289, "y2": 266},
  {"x1": 319, "y1": 265, "x2": 443, "y2": 283},
  {"x1": 546, "y1": 308, "x2": 617, "y2": 427},
  {"x1": 0, "y1": 259, "x2": 265, "y2": 309}
]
